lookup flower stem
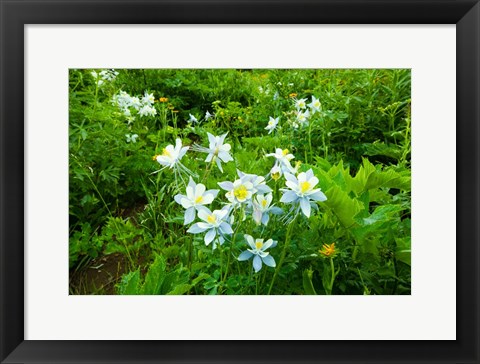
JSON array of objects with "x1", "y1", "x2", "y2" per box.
[{"x1": 267, "y1": 215, "x2": 297, "y2": 295}]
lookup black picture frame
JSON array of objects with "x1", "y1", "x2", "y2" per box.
[{"x1": 1, "y1": 0, "x2": 479, "y2": 363}]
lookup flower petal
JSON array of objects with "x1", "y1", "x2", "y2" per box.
[
  {"x1": 197, "y1": 208, "x2": 212, "y2": 221},
  {"x1": 245, "y1": 234, "x2": 256, "y2": 250},
  {"x1": 238, "y1": 251, "x2": 253, "y2": 261},
  {"x1": 184, "y1": 207, "x2": 196, "y2": 225},
  {"x1": 309, "y1": 190, "x2": 327, "y2": 202},
  {"x1": 187, "y1": 223, "x2": 207, "y2": 234},
  {"x1": 174, "y1": 194, "x2": 186, "y2": 205},
  {"x1": 218, "y1": 181, "x2": 234, "y2": 191},
  {"x1": 204, "y1": 229, "x2": 216, "y2": 245},
  {"x1": 299, "y1": 198, "x2": 311, "y2": 217},
  {"x1": 253, "y1": 255, "x2": 262, "y2": 272},
  {"x1": 280, "y1": 190, "x2": 299, "y2": 203},
  {"x1": 262, "y1": 254, "x2": 276, "y2": 268},
  {"x1": 219, "y1": 222, "x2": 233, "y2": 235}
]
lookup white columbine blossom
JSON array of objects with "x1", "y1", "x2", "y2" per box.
[
  {"x1": 205, "y1": 111, "x2": 213, "y2": 120},
  {"x1": 174, "y1": 177, "x2": 219, "y2": 225},
  {"x1": 153, "y1": 138, "x2": 192, "y2": 179},
  {"x1": 188, "y1": 113, "x2": 199, "y2": 124},
  {"x1": 265, "y1": 116, "x2": 279, "y2": 134},
  {"x1": 138, "y1": 104, "x2": 157, "y2": 117},
  {"x1": 238, "y1": 235, "x2": 277, "y2": 273},
  {"x1": 125, "y1": 133, "x2": 138, "y2": 143},
  {"x1": 308, "y1": 96, "x2": 322, "y2": 114},
  {"x1": 187, "y1": 206, "x2": 233, "y2": 249},
  {"x1": 99, "y1": 69, "x2": 119, "y2": 82},
  {"x1": 142, "y1": 92, "x2": 155, "y2": 106},
  {"x1": 236, "y1": 170, "x2": 272, "y2": 195},
  {"x1": 280, "y1": 169, "x2": 327, "y2": 218},
  {"x1": 252, "y1": 193, "x2": 283, "y2": 226},
  {"x1": 296, "y1": 109, "x2": 310, "y2": 126},
  {"x1": 266, "y1": 148, "x2": 295, "y2": 175},
  {"x1": 295, "y1": 98, "x2": 307, "y2": 110},
  {"x1": 193, "y1": 132, "x2": 234, "y2": 172},
  {"x1": 218, "y1": 177, "x2": 254, "y2": 205}
]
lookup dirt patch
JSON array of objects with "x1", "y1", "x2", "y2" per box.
[{"x1": 69, "y1": 253, "x2": 128, "y2": 295}]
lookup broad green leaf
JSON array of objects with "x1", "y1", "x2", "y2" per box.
[
  {"x1": 324, "y1": 184, "x2": 364, "y2": 228},
  {"x1": 302, "y1": 269, "x2": 317, "y2": 295},
  {"x1": 117, "y1": 270, "x2": 141, "y2": 295},
  {"x1": 142, "y1": 254, "x2": 166, "y2": 295}
]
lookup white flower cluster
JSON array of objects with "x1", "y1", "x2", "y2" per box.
[
  {"x1": 263, "y1": 96, "x2": 322, "y2": 133},
  {"x1": 90, "y1": 69, "x2": 119, "y2": 86},
  {"x1": 112, "y1": 90, "x2": 157, "y2": 121}
]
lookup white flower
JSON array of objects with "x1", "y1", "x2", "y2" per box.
[
  {"x1": 280, "y1": 169, "x2": 327, "y2": 218},
  {"x1": 187, "y1": 207, "x2": 233, "y2": 248},
  {"x1": 296, "y1": 109, "x2": 310, "y2": 125},
  {"x1": 308, "y1": 96, "x2": 322, "y2": 114},
  {"x1": 130, "y1": 96, "x2": 142, "y2": 111},
  {"x1": 252, "y1": 193, "x2": 283, "y2": 226},
  {"x1": 174, "y1": 177, "x2": 219, "y2": 225},
  {"x1": 270, "y1": 164, "x2": 282, "y2": 181},
  {"x1": 99, "y1": 69, "x2": 119, "y2": 82},
  {"x1": 295, "y1": 98, "x2": 307, "y2": 110},
  {"x1": 193, "y1": 132, "x2": 234, "y2": 172},
  {"x1": 238, "y1": 235, "x2": 277, "y2": 272},
  {"x1": 265, "y1": 116, "x2": 279, "y2": 134},
  {"x1": 273, "y1": 91, "x2": 279, "y2": 101},
  {"x1": 205, "y1": 111, "x2": 213, "y2": 120},
  {"x1": 125, "y1": 133, "x2": 138, "y2": 143},
  {"x1": 142, "y1": 91, "x2": 155, "y2": 106},
  {"x1": 266, "y1": 148, "x2": 295, "y2": 174},
  {"x1": 138, "y1": 105, "x2": 157, "y2": 117},
  {"x1": 113, "y1": 91, "x2": 133, "y2": 109},
  {"x1": 188, "y1": 113, "x2": 199, "y2": 124},
  {"x1": 218, "y1": 177, "x2": 254, "y2": 205},
  {"x1": 155, "y1": 138, "x2": 189, "y2": 169},
  {"x1": 236, "y1": 170, "x2": 272, "y2": 194}
]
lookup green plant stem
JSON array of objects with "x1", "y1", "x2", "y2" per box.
[
  {"x1": 267, "y1": 215, "x2": 297, "y2": 295},
  {"x1": 308, "y1": 120, "x2": 313, "y2": 163},
  {"x1": 328, "y1": 257, "x2": 335, "y2": 295},
  {"x1": 201, "y1": 159, "x2": 214, "y2": 184}
]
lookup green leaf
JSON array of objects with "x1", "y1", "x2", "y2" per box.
[
  {"x1": 324, "y1": 184, "x2": 364, "y2": 228},
  {"x1": 142, "y1": 254, "x2": 167, "y2": 294},
  {"x1": 167, "y1": 284, "x2": 192, "y2": 295},
  {"x1": 117, "y1": 270, "x2": 141, "y2": 295},
  {"x1": 302, "y1": 269, "x2": 317, "y2": 295}
]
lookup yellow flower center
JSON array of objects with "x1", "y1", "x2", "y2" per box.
[
  {"x1": 207, "y1": 215, "x2": 216, "y2": 224},
  {"x1": 195, "y1": 196, "x2": 203, "y2": 204},
  {"x1": 272, "y1": 171, "x2": 281, "y2": 181},
  {"x1": 314, "y1": 100, "x2": 321, "y2": 108},
  {"x1": 261, "y1": 199, "x2": 267, "y2": 208},
  {"x1": 152, "y1": 154, "x2": 160, "y2": 161},
  {"x1": 282, "y1": 149, "x2": 289, "y2": 156},
  {"x1": 255, "y1": 240, "x2": 263, "y2": 250},
  {"x1": 300, "y1": 181, "x2": 311, "y2": 194},
  {"x1": 162, "y1": 148, "x2": 171, "y2": 157},
  {"x1": 268, "y1": 121, "x2": 274, "y2": 126},
  {"x1": 233, "y1": 185, "x2": 248, "y2": 200}
]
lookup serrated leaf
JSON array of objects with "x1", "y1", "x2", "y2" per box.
[
  {"x1": 142, "y1": 254, "x2": 166, "y2": 294},
  {"x1": 118, "y1": 270, "x2": 141, "y2": 295}
]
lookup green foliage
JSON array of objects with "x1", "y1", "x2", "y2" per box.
[{"x1": 70, "y1": 68, "x2": 411, "y2": 295}]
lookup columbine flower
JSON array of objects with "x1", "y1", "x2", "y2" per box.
[
  {"x1": 252, "y1": 193, "x2": 283, "y2": 226},
  {"x1": 99, "y1": 69, "x2": 119, "y2": 82},
  {"x1": 138, "y1": 105, "x2": 157, "y2": 117},
  {"x1": 193, "y1": 132, "x2": 233, "y2": 172},
  {"x1": 296, "y1": 109, "x2": 310, "y2": 126},
  {"x1": 270, "y1": 164, "x2": 282, "y2": 181},
  {"x1": 142, "y1": 92, "x2": 155, "y2": 106},
  {"x1": 295, "y1": 98, "x2": 307, "y2": 110},
  {"x1": 187, "y1": 206, "x2": 233, "y2": 249},
  {"x1": 280, "y1": 169, "x2": 327, "y2": 218},
  {"x1": 218, "y1": 177, "x2": 254, "y2": 205},
  {"x1": 205, "y1": 111, "x2": 213, "y2": 120},
  {"x1": 188, "y1": 113, "x2": 198, "y2": 124},
  {"x1": 236, "y1": 170, "x2": 272, "y2": 194},
  {"x1": 265, "y1": 116, "x2": 279, "y2": 134},
  {"x1": 130, "y1": 96, "x2": 142, "y2": 111},
  {"x1": 319, "y1": 243, "x2": 336, "y2": 258},
  {"x1": 125, "y1": 133, "x2": 138, "y2": 143},
  {"x1": 174, "y1": 177, "x2": 219, "y2": 225},
  {"x1": 308, "y1": 96, "x2": 322, "y2": 114},
  {"x1": 238, "y1": 235, "x2": 277, "y2": 273},
  {"x1": 266, "y1": 148, "x2": 295, "y2": 175},
  {"x1": 153, "y1": 138, "x2": 192, "y2": 180}
]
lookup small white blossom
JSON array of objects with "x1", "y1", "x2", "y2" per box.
[
  {"x1": 295, "y1": 98, "x2": 307, "y2": 110},
  {"x1": 266, "y1": 148, "x2": 295, "y2": 175},
  {"x1": 187, "y1": 206, "x2": 233, "y2": 249},
  {"x1": 142, "y1": 92, "x2": 155, "y2": 106},
  {"x1": 174, "y1": 177, "x2": 219, "y2": 225},
  {"x1": 308, "y1": 96, "x2": 322, "y2": 114},
  {"x1": 252, "y1": 193, "x2": 283, "y2": 226},
  {"x1": 280, "y1": 169, "x2": 327, "y2": 218},
  {"x1": 125, "y1": 133, "x2": 138, "y2": 143},
  {"x1": 265, "y1": 116, "x2": 279, "y2": 134},
  {"x1": 138, "y1": 105, "x2": 157, "y2": 117},
  {"x1": 238, "y1": 235, "x2": 277, "y2": 272},
  {"x1": 193, "y1": 132, "x2": 234, "y2": 172}
]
